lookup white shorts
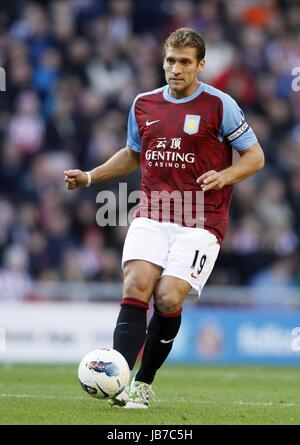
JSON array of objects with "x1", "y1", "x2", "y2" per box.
[{"x1": 122, "y1": 217, "x2": 220, "y2": 298}]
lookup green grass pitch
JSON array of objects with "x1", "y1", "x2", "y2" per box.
[{"x1": 0, "y1": 364, "x2": 299, "y2": 424}]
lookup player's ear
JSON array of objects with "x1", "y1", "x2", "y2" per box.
[{"x1": 197, "y1": 58, "x2": 205, "y2": 73}]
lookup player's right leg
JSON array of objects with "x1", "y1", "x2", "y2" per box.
[
  {"x1": 113, "y1": 259, "x2": 162, "y2": 371},
  {"x1": 110, "y1": 218, "x2": 169, "y2": 407},
  {"x1": 113, "y1": 217, "x2": 169, "y2": 372},
  {"x1": 109, "y1": 260, "x2": 162, "y2": 407},
  {"x1": 109, "y1": 259, "x2": 161, "y2": 407}
]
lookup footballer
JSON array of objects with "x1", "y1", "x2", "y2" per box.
[{"x1": 64, "y1": 28, "x2": 264, "y2": 408}]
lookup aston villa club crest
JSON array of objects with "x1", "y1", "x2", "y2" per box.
[{"x1": 183, "y1": 115, "x2": 201, "y2": 135}]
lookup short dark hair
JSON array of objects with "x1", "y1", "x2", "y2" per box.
[{"x1": 163, "y1": 28, "x2": 206, "y2": 62}]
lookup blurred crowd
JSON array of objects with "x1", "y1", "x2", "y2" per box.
[{"x1": 0, "y1": 0, "x2": 300, "y2": 299}]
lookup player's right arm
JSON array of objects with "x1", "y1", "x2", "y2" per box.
[{"x1": 64, "y1": 147, "x2": 140, "y2": 190}]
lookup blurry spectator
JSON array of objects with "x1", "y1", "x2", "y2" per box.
[
  {"x1": 240, "y1": 26, "x2": 265, "y2": 73},
  {"x1": 99, "y1": 247, "x2": 122, "y2": 281},
  {"x1": 0, "y1": 244, "x2": 31, "y2": 300},
  {"x1": 255, "y1": 176, "x2": 294, "y2": 229},
  {"x1": 288, "y1": 170, "x2": 300, "y2": 238},
  {"x1": 262, "y1": 224, "x2": 299, "y2": 256},
  {"x1": 88, "y1": 111, "x2": 126, "y2": 165},
  {"x1": 78, "y1": 228, "x2": 104, "y2": 280},
  {"x1": 200, "y1": 26, "x2": 234, "y2": 83},
  {"x1": 27, "y1": 230, "x2": 49, "y2": 278},
  {"x1": 33, "y1": 48, "x2": 61, "y2": 95},
  {"x1": 65, "y1": 37, "x2": 91, "y2": 84},
  {"x1": 0, "y1": 141, "x2": 26, "y2": 197},
  {"x1": 107, "y1": 0, "x2": 133, "y2": 45},
  {"x1": 249, "y1": 258, "x2": 296, "y2": 288},
  {"x1": 242, "y1": 0, "x2": 278, "y2": 28},
  {"x1": 61, "y1": 247, "x2": 85, "y2": 282},
  {"x1": 213, "y1": 50, "x2": 256, "y2": 106},
  {"x1": 161, "y1": 0, "x2": 195, "y2": 37},
  {"x1": 87, "y1": 41, "x2": 133, "y2": 99},
  {"x1": 231, "y1": 215, "x2": 262, "y2": 254},
  {"x1": 8, "y1": 91, "x2": 45, "y2": 154}
]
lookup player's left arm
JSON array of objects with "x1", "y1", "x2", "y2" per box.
[
  {"x1": 197, "y1": 93, "x2": 265, "y2": 191},
  {"x1": 197, "y1": 142, "x2": 264, "y2": 191}
]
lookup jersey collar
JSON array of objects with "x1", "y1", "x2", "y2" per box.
[{"x1": 163, "y1": 82, "x2": 206, "y2": 103}]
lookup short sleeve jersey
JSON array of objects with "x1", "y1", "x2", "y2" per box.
[{"x1": 127, "y1": 82, "x2": 257, "y2": 243}]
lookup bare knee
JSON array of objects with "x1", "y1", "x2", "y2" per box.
[
  {"x1": 123, "y1": 276, "x2": 151, "y2": 301},
  {"x1": 122, "y1": 260, "x2": 162, "y2": 303},
  {"x1": 154, "y1": 276, "x2": 190, "y2": 313},
  {"x1": 155, "y1": 292, "x2": 183, "y2": 314}
]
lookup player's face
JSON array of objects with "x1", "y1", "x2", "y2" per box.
[{"x1": 163, "y1": 46, "x2": 205, "y2": 99}]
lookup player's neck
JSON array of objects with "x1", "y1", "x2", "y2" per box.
[{"x1": 168, "y1": 80, "x2": 201, "y2": 99}]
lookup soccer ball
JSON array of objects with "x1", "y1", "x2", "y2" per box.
[{"x1": 78, "y1": 348, "x2": 130, "y2": 399}]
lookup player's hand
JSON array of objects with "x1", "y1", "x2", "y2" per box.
[
  {"x1": 196, "y1": 170, "x2": 226, "y2": 191},
  {"x1": 64, "y1": 169, "x2": 88, "y2": 189}
]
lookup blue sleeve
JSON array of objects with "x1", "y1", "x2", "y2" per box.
[
  {"x1": 126, "y1": 102, "x2": 141, "y2": 153},
  {"x1": 220, "y1": 94, "x2": 257, "y2": 151}
]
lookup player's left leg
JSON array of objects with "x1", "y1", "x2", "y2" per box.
[
  {"x1": 125, "y1": 276, "x2": 190, "y2": 409},
  {"x1": 136, "y1": 275, "x2": 190, "y2": 379}
]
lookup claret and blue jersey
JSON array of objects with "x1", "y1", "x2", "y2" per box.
[{"x1": 126, "y1": 82, "x2": 257, "y2": 243}]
